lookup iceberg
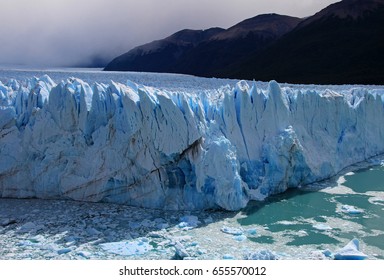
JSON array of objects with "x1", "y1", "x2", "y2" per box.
[
  {"x1": 1, "y1": 75, "x2": 384, "y2": 211},
  {"x1": 334, "y1": 239, "x2": 368, "y2": 260}
]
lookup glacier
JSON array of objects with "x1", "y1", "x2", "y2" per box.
[{"x1": 1, "y1": 75, "x2": 384, "y2": 211}]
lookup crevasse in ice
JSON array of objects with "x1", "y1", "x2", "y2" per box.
[{"x1": 1, "y1": 75, "x2": 384, "y2": 210}]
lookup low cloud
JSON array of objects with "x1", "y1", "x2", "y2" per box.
[{"x1": 0, "y1": 0, "x2": 338, "y2": 67}]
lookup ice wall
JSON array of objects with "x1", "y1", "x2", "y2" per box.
[{"x1": 1, "y1": 76, "x2": 384, "y2": 210}]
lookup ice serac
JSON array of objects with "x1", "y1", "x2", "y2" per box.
[{"x1": 1, "y1": 76, "x2": 384, "y2": 211}]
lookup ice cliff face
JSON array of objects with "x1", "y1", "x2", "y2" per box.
[{"x1": 1, "y1": 76, "x2": 384, "y2": 210}]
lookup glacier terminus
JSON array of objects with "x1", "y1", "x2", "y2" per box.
[{"x1": 1, "y1": 73, "x2": 384, "y2": 211}]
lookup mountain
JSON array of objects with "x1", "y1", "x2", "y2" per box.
[
  {"x1": 104, "y1": 0, "x2": 384, "y2": 85},
  {"x1": 104, "y1": 14, "x2": 302, "y2": 75},
  {"x1": 103, "y1": 28, "x2": 224, "y2": 72},
  {"x1": 227, "y1": 0, "x2": 384, "y2": 84},
  {"x1": 171, "y1": 14, "x2": 301, "y2": 77}
]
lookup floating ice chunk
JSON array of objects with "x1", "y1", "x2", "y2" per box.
[
  {"x1": 221, "y1": 226, "x2": 243, "y2": 236},
  {"x1": 320, "y1": 185, "x2": 356, "y2": 195},
  {"x1": 148, "y1": 231, "x2": 165, "y2": 238},
  {"x1": 100, "y1": 239, "x2": 153, "y2": 256},
  {"x1": 64, "y1": 236, "x2": 78, "y2": 243},
  {"x1": 65, "y1": 235, "x2": 82, "y2": 246},
  {"x1": 188, "y1": 241, "x2": 199, "y2": 247},
  {"x1": 77, "y1": 251, "x2": 92, "y2": 259},
  {"x1": 197, "y1": 249, "x2": 207, "y2": 255},
  {"x1": 368, "y1": 196, "x2": 384, "y2": 206},
  {"x1": 141, "y1": 237, "x2": 150, "y2": 243},
  {"x1": 297, "y1": 230, "x2": 308, "y2": 236},
  {"x1": 277, "y1": 220, "x2": 296, "y2": 225},
  {"x1": 174, "y1": 241, "x2": 190, "y2": 259},
  {"x1": 17, "y1": 240, "x2": 40, "y2": 247},
  {"x1": 153, "y1": 217, "x2": 169, "y2": 229},
  {"x1": 323, "y1": 249, "x2": 333, "y2": 258},
  {"x1": 313, "y1": 223, "x2": 332, "y2": 231},
  {"x1": 337, "y1": 176, "x2": 346, "y2": 184},
  {"x1": 233, "y1": 234, "x2": 247, "y2": 242},
  {"x1": 179, "y1": 215, "x2": 200, "y2": 228},
  {"x1": 334, "y1": 239, "x2": 368, "y2": 260},
  {"x1": 246, "y1": 228, "x2": 257, "y2": 235},
  {"x1": 245, "y1": 249, "x2": 278, "y2": 260},
  {"x1": 308, "y1": 250, "x2": 329, "y2": 260},
  {"x1": 57, "y1": 248, "x2": 71, "y2": 255},
  {"x1": 177, "y1": 222, "x2": 193, "y2": 230},
  {"x1": 341, "y1": 205, "x2": 364, "y2": 214},
  {"x1": 223, "y1": 254, "x2": 235, "y2": 259}
]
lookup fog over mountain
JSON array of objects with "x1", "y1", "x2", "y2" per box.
[{"x1": 0, "y1": 0, "x2": 338, "y2": 67}]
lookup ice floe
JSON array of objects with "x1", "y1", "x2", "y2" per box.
[{"x1": 341, "y1": 205, "x2": 364, "y2": 214}]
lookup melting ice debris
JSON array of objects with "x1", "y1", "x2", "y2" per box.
[
  {"x1": 57, "y1": 248, "x2": 71, "y2": 255},
  {"x1": 153, "y1": 218, "x2": 169, "y2": 230},
  {"x1": 277, "y1": 220, "x2": 296, "y2": 225},
  {"x1": 100, "y1": 239, "x2": 153, "y2": 256},
  {"x1": 341, "y1": 205, "x2": 364, "y2": 214},
  {"x1": 323, "y1": 249, "x2": 333, "y2": 258},
  {"x1": 334, "y1": 239, "x2": 368, "y2": 260},
  {"x1": 221, "y1": 226, "x2": 244, "y2": 236},
  {"x1": 297, "y1": 230, "x2": 308, "y2": 237},
  {"x1": 223, "y1": 254, "x2": 235, "y2": 260},
  {"x1": 313, "y1": 224, "x2": 332, "y2": 231},
  {"x1": 368, "y1": 196, "x2": 384, "y2": 206},
  {"x1": 173, "y1": 241, "x2": 190, "y2": 259},
  {"x1": 179, "y1": 215, "x2": 200, "y2": 228},
  {"x1": 233, "y1": 234, "x2": 247, "y2": 242},
  {"x1": 244, "y1": 249, "x2": 278, "y2": 260},
  {"x1": 2, "y1": 76, "x2": 384, "y2": 211},
  {"x1": 77, "y1": 251, "x2": 92, "y2": 259},
  {"x1": 246, "y1": 228, "x2": 257, "y2": 235}
]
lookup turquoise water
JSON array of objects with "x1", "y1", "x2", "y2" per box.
[{"x1": 238, "y1": 165, "x2": 384, "y2": 259}]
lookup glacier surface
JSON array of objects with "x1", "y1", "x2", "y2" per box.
[{"x1": 1, "y1": 74, "x2": 384, "y2": 211}]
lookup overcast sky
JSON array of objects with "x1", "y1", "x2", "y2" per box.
[{"x1": 0, "y1": 0, "x2": 339, "y2": 67}]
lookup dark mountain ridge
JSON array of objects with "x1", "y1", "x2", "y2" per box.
[
  {"x1": 104, "y1": 14, "x2": 302, "y2": 75},
  {"x1": 104, "y1": 28, "x2": 224, "y2": 73},
  {"x1": 227, "y1": 0, "x2": 384, "y2": 84},
  {"x1": 171, "y1": 14, "x2": 302, "y2": 77},
  {"x1": 105, "y1": 0, "x2": 384, "y2": 85}
]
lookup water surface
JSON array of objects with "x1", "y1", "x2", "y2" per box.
[{"x1": 238, "y1": 165, "x2": 384, "y2": 259}]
